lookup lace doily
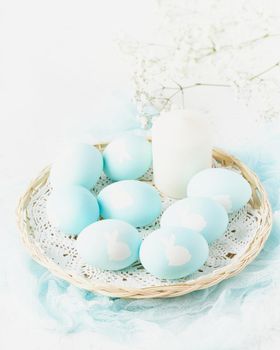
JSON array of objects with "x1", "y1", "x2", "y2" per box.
[{"x1": 26, "y1": 163, "x2": 263, "y2": 289}]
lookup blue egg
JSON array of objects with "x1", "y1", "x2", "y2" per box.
[
  {"x1": 98, "y1": 180, "x2": 162, "y2": 227},
  {"x1": 161, "y1": 197, "x2": 229, "y2": 243},
  {"x1": 103, "y1": 134, "x2": 152, "y2": 181},
  {"x1": 76, "y1": 219, "x2": 141, "y2": 270},
  {"x1": 140, "y1": 227, "x2": 209, "y2": 279},
  {"x1": 47, "y1": 186, "x2": 99, "y2": 235},
  {"x1": 187, "y1": 168, "x2": 252, "y2": 213},
  {"x1": 50, "y1": 143, "x2": 103, "y2": 190}
]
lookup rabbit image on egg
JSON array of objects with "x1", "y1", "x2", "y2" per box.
[
  {"x1": 180, "y1": 212, "x2": 207, "y2": 232},
  {"x1": 108, "y1": 187, "x2": 134, "y2": 209},
  {"x1": 161, "y1": 234, "x2": 192, "y2": 266},
  {"x1": 105, "y1": 230, "x2": 131, "y2": 261},
  {"x1": 140, "y1": 227, "x2": 209, "y2": 279},
  {"x1": 211, "y1": 194, "x2": 233, "y2": 212},
  {"x1": 114, "y1": 139, "x2": 132, "y2": 163}
]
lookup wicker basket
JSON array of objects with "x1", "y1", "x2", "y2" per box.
[{"x1": 17, "y1": 147, "x2": 272, "y2": 299}]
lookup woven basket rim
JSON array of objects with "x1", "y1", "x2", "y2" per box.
[{"x1": 16, "y1": 147, "x2": 273, "y2": 298}]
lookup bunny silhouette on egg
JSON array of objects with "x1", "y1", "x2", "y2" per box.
[
  {"x1": 211, "y1": 194, "x2": 233, "y2": 213},
  {"x1": 180, "y1": 212, "x2": 207, "y2": 232},
  {"x1": 102, "y1": 186, "x2": 134, "y2": 210},
  {"x1": 114, "y1": 139, "x2": 133, "y2": 163},
  {"x1": 105, "y1": 230, "x2": 131, "y2": 261},
  {"x1": 77, "y1": 219, "x2": 141, "y2": 271},
  {"x1": 161, "y1": 234, "x2": 192, "y2": 266},
  {"x1": 140, "y1": 227, "x2": 209, "y2": 279}
]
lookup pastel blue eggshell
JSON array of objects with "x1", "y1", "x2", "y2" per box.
[
  {"x1": 103, "y1": 134, "x2": 152, "y2": 181},
  {"x1": 140, "y1": 227, "x2": 209, "y2": 279},
  {"x1": 50, "y1": 143, "x2": 103, "y2": 190},
  {"x1": 47, "y1": 186, "x2": 99, "y2": 235},
  {"x1": 160, "y1": 197, "x2": 229, "y2": 243},
  {"x1": 76, "y1": 219, "x2": 142, "y2": 271},
  {"x1": 187, "y1": 168, "x2": 252, "y2": 213},
  {"x1": 97, "y1": 180, "x2": 162, "y2": 227}
]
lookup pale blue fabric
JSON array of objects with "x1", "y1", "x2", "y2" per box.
[{"x1": 26, "y1": 121, "x2": 280, "y2": 347}]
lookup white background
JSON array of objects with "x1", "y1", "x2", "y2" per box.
[{"x1": 1, "y1": 1, "x2": 280, "y2": 349}]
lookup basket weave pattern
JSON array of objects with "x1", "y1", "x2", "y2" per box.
[{"x1": 17, "y1": 148, "x2": 272, "y2": 298}]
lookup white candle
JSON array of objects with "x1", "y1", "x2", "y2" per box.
[{"x1": 152, "y1": 110, "x2": 212, "y2": 199}]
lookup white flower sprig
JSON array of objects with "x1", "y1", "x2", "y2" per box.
[{"x1": 118, "y1": 0, "x2": 280, "y2": 127}]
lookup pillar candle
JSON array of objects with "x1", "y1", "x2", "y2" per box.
[{"x1": 152, "y1": 110, "x2": 213, "y2": 199}]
